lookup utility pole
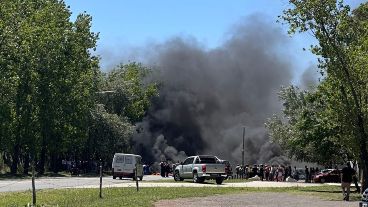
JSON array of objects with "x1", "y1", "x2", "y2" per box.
[{"x1": 242, "y1": 126, "x2": 245, "y2": 167}]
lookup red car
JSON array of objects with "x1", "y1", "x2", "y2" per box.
[{"x1": 313, "y1": 169, "x2": 341, "y2": 183}]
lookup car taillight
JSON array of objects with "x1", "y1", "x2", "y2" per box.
[{"x1": 202, "y1": 165, "x2": 206, "y2": 173}]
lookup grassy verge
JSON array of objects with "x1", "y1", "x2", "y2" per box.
[
  {"x1": 0, "y1": 185, "x2": 361, "y2": 207},
  {"x1": 145, "y1": 177, "x2": 252, "y2": 183}
]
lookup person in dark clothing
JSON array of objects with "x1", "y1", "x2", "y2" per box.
[
  {"x1": 341, "y1": 162, "x2": 356, "y2": 201},
  {"x1": 305, "y1": 166, "x2": 309, "y2": 183},
  {"x1": 252, "y1": 165, "x2": 257, "y2": 178},
  {"x1": 259, "y1": 165, "x2": 264, "y2": 181},
  {"x1": 160, "y1": 162, "x2": 165, "y2": 177},
  {"x1": 310, "y1": 167, "x2": 315, "y2": 182},
  {"x1": 165, "y1": 162, "x2": 170, "y2": 177}
]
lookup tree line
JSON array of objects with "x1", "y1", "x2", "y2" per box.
[
  {"x1": 267, "y1": 0, "x2": 368, "y2": 190},
  {"x1": 0, "y1": 0, "x2": 157, "y2": 175}
]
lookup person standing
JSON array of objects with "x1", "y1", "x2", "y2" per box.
[
  {"x1": 160, "y1": 161, "x2": 165, "y2": 177},
  {"x1": 305, "y1": 166, "x2": 309, "y2": 183},
  {"x1": 235, "y1": 164, "x2": 240, "y2": 179},
  {"x1": 341, "y1": 162, "x2": 356, "y2": 201},
  {"x1": 310, "y1": 167, "x2": 315, "y2": 182},
  {"x1": 259, "y1": 165, "x2": 264, "y2": 181}
]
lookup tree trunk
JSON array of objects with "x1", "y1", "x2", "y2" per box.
[
  {"x1": 23, "y1": 153, "x2": 30, "y2": 175},
  {"x1": 37, "y1": 138, "x2": 47, "y2": 175},
  {"x1": 10, "y1": 144, "x2": 20, "y2": 175},
  {"x1": 50, "y1": 153, "x2": 60, "y2": 173},
  {"x1": 358, "y1": 126, "x2": 368, "y2": 191}
]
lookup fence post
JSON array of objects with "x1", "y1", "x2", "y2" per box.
[
  {"x1": 135, "y1": 164, "x2": 139, "y2": 192},
  {"x1": 32, "y1": 160, "x2": 36, "y2": 206},
  {"x1": 99, "y1": 159, "x2": 102, "y2": 198}
]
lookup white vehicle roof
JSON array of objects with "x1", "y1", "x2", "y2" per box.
[{"x1": 114, "y1": 153, "x2": 142, "y2": 157}]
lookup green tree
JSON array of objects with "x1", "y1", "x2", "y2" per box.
[
  {"x1": 266, "y1": 86, "x2": 348, "y2": 166},
  {"x1": 102, "y1": 62, "x2": 159, "y2": 123},
  {"x1": 280, "y1": 0, "x2": 368, "y2": 189},
  {"x1": 87, "y1": 105, "x2": 133, "y2": 164},
  {"x1": 87, "y1": 62, "x2": 158, "y2": 164},
  {"x1": 0, "y1": 0, "x2": 99, "y2": 174}
]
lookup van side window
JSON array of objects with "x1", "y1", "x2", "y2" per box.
[
  {"x1": 116, "y1": 156, "x2": 124, "y2": 163},
  {"x1": 125, "y1": 156, "x2": 133, "y2": 164}
]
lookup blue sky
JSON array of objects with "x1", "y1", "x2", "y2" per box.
[{"x1": 64, "y1": 0, "x2": 364, "y2": 76}]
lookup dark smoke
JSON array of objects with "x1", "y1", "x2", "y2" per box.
[{"x1": 133, "y1": 16, "x2": 294, "y2": 166}]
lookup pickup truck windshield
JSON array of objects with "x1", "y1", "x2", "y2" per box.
[{"x1": 198, "y1": 157, "x2": 217, "y2": 163}]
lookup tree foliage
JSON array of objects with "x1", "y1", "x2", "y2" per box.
[
  {"x1": 0, "y1": 0, "x2": 99, "y2": 174},
  {"x1": 87, "y1": 63, "x2": 159, "y2": 164},
  {"x1": 271, "y1": 0, "x2": 368, "y2": 189},
  {"x1": 266, "y1": 86, "x2": 348, "y2": 166},
  {"x1": 0, "y1": 1, "x2": 159, "y2": 175}
]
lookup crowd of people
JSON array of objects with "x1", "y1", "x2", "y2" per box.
[
  {"x1": 159, "y1": 161, "x2": 176, "y2": 177},
  {"x1": 233, "y1": 164, "x2": 320, "y2": 182}
]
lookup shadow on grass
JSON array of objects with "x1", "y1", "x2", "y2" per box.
[{"x1": 301, "y1": 187, "x2": 360, "y2": 194}]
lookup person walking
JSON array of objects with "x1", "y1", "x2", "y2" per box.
[{"x1": 341, "y1": 162, "x2": 356, "y2": 201}]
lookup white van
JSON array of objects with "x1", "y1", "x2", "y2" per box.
[{"x1": 112, "y1": 153, "x2": 143, "y2": 180}]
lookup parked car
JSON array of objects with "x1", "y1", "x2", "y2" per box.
[
  {"x1": 360, "y1": 188, "x2": 368, "y2": 207},
  {"x1": 173, "y1": 155, "x2": 227, "y2": 184},
  {"x1": 112, "y1": 153, "x2": 143, "y2": 180},
  {"x1": 313, "y1": 169, "x2": 340, "y2": 183}
]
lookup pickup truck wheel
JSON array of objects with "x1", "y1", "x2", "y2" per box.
[
  {"x1": 193, "y1": 172, "x2": 200, "y2": 183},
  {"x1": 193, "y1": 172, "x2": 204, "y2": 183},
  {"x1": 216, "y1": 177, "x2": 224, "y2": 185},
  {"x1": 174, "y1": 171, "x2": 183, "y2": 181},
  {"x1": 320, "y1": 178, "x2": 325, "y2": 183}
]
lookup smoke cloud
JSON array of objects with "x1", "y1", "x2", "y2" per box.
[
  {"x1": 300, "y1": 64, "x2": 320, "y2": 90},
  {"x1": 132, "y1": 16, "x2": 295, "y2": 166}
]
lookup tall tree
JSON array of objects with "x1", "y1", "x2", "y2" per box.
[
  {"x1": 280, "y1": 0, "x2": 368, "y2": 189},
  {"x1": 0, "y1": 0, "x2": 99, "y2": 174},
  {"x1": 86, "y1": 62, "x2": 158, "y2": 164},
  {"x1": 102, "y1": 62, "x2": 159, "y2": 123},
  {"x1": 266, "y1": 86, "x2": 349, "y2": 166}
]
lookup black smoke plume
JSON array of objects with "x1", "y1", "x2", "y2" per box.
[{"x1": 133, "y1": 16, "x2": 294, "y2": 166}]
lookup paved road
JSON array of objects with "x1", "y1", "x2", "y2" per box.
[
  {"x1": 0, "y1": 175, "x2": 345, "y2": 192},
  {"x1": 0, "y1": 175, "x2": 169, "y2": 192},
  {"x1": 155, "y1": 192, "x2": 359, "y2": 207}
]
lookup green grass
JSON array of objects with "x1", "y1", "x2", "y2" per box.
[
  {"x1": 145, "y1": 177, "x2": 252, "y2": 183},
  {"x1": 0, "y1": 185, "x2": 361, "y2": 207}
]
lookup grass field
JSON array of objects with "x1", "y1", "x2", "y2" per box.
[
  {"x1": 148, "y1": 177, "x2": 253, "y2": 183},
  {"x1": 0, "y1": 185, "x2": 362, "y2": 207}
]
